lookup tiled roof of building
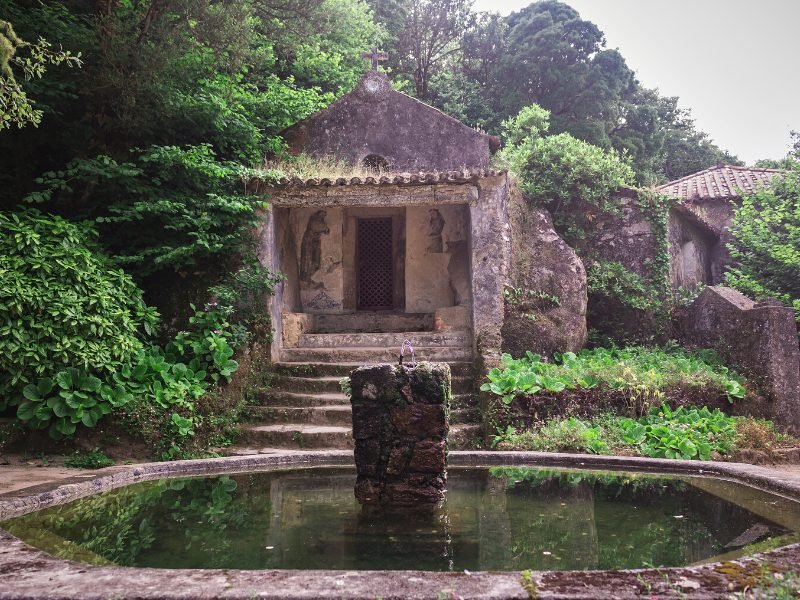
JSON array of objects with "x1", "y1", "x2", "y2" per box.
[
  {"x1": 268, "y1": 168, "x2": 505, "y2": 188},
  {"x1": 656, "y1": 164, "x2": 781, "y2": 201}
]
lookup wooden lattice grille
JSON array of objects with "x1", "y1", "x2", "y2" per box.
[{"x1": 357, "y1": 218, "x2": 394, "y2": 309}]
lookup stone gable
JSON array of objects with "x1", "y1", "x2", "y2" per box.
[{"x1": 282, "y1": 71, "x2": 491, "y2": 171}]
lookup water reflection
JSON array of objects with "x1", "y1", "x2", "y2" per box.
[{"x1": 2, "y1": 467, "x2": 798, "y2": 571}]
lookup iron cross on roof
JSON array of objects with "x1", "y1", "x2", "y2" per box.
[{"x1": 361, "y1": 46, "x2": 388, "y2": 70}]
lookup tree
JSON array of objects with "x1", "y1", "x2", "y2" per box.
[
  {"x1": 755, "y1": 130, "x2": 800, "y2": 170},
  {"x1": 395, "y1": 0, "x2": 474, "y2": 99},
  {"x1": 0, "y1": 17, "x2": 81, "y2": 130},
  {"x1": 494, "y1": 1, "x2": 636, "y2": 145}
]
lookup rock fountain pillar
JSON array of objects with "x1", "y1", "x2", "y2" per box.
[{"x1": 350, "y1": 362, "x2": 450, "y2": 506}]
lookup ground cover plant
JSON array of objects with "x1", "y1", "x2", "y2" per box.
[{"x1": 481, "y1": 346, "x2": 746, "y2": 407}]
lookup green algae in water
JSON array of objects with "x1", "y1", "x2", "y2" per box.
[{"x1": 3, "y1": 467, "x2": 800, "y2": 571}]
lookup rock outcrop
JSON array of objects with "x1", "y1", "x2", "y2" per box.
[{"x1": 501, "y1": 188, "x2": 588, "y2": 358}]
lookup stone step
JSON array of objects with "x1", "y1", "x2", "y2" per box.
[
  {"x1": 450, "y1": 393, "x2": 479, "y2": 410},
  {"x1": 254, "y1": 390, "x2": 350, "y2": 407},
  {"x1": 239, "y1": 424, "x2": 354, "y2": 449},
  {"x1": 297, "y1": 330, "x2": 470, "y2": 349},
  {"x1": 244, "y1": 405, "x2": 352, "y2": 427},
  {"x1": 269, "y1": 374, "x2": 475, "y2": 395},
  {"x1": 234, "y1": 423, "x2": 478, "y2": 452},
  {"x1": 280, "y1": 346, "x2": 472, "y2": 364},
  {"x1": 253, "y1": 388, "x2": 477, "y2": 410},
  {"x1": 448, "y1": 424, "x2": 483, "y2": 450},
  {"x1": 272, "y1": 361, "x2": 475, "y2": 378},
  {"x1": 450, "y1": 407, "x2": 481, "y2": 425},
  {"x1": 312, "y1": 312, "x2": 434, "y2": 334},
  {"x1": 269, "y1": 375, "x2": 344, "y2": 394},
  {"x1": 246, "y1": 404, "x2": 478, "y2": 427}
]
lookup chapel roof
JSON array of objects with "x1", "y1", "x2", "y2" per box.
[
  {"x1": 269, "y1": 168, "x2": 505, "y2": 189},
  {"x1": 656, "y1": 164, "x2": 781, "y2": 201}
]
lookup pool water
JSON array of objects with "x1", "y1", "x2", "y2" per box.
[{"x1": 3, "y1": 467, "x2": 799, "y2": 571}]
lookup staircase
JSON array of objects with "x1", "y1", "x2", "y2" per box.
[{"x1": 232, "y1": 313, "x2": 482, "y2": 454}]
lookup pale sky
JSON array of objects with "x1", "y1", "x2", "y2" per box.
[{"x1": 471, "y1": 0, "x2": 800, "y2": 164}]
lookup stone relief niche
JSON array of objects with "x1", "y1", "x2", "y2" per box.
[
  {"x1": 406, "y1": 205, "x2": 471, "y2": 313},
  {"x1": 292, "y1": 207, "x2": 344, "y2": 312},
  {"x1": 426, "y1": 209, "x2": 445, "y2": 253}
]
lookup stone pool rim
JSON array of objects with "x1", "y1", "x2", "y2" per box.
[{"x1": 1, "y1": 450, "x2": 799, "y2": 599}]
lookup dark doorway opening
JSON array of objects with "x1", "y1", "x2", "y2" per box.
[{"x1": 357, "y1": 217, "x2": 394, "y2": 310}]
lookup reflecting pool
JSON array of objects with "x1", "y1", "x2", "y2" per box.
[{"x1": 3, "y1": 467, "x2": 799, "y2": 571}]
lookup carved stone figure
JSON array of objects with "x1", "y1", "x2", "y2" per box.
[
  {"x1": 426, "y1": 209, "x2": 445, "y2": 253},
  {"x1": 300, "y1": 210, "x2": 329, "y2": 281}
]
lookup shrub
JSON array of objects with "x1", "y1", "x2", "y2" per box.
[
  {"x1": 496, "y1": 104, "x2": 635, "y2": 209},
  {"x1": 26, "y1": 144, "x2": 268, "y2": 279},
  {"x1": 0, "y1": 210, "x2": 158, "y2": 420},
  {"x1": 64, "y1": 449, "x2": 115, "y2": 469},
  {"x1": 494, "y1": 418, "x2": 609, "y2": 454}
]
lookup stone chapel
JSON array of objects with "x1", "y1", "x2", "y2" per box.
[{"x1": 258, "y1": 67, "x2": 513, "y2": 380}]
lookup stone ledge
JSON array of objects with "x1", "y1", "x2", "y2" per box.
[{"x1": 2, "y1": 451, "x2": 800, "y2": 599}]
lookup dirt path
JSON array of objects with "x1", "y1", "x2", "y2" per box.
[{"x1": 0, "y1": 453, "x2": 135, "y2": 496}]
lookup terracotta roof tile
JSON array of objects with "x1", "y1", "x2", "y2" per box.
[
  {"x1": 656, "y1": 164, "x2": 781, "y2": 201},
  {"x1": 268, "y1": 168, "x2": 505, "y2": 188}
]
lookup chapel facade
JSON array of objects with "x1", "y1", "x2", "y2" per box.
[{"x1": 257, "y1": 68, "x2": 512, "y2": 380}]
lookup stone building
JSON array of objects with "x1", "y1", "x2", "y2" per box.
[
  {"x1": 657, "y1": 164, "x2": 781, "y2": 288},
  {"x1": 260, "y1": 69, "x2": 510, "y2": 369},
  {"x1": 251, "y1": 68, "x2": 510, "y2": 448},
  {"x1": 248, "y1": 65, "x2": 588, "y2": 448}
]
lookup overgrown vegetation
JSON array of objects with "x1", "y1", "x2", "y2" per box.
[
  {"x1": 733, "y1": 570, "x2": 800, "y2": 600},
  {"x1": 480, "y1": 346, "x2": 794, "y2": 462},
  {"x1": 495, "y1": 104, "x2": 635, "y2": 209},
  {"x1": 726, "y1": 163, "x2": 800, "y2": 322},
  {"x1": 492, "y1": 407, "x2": 795, "y2": 461},
  {"x1": 481, "y1": 347, "x2": 746, "y2": 407},
  {"x1": 0, "y1": 210, "x2": 154, "y2": 438},
  {"x1": 64, "y1": 448, "x2": 115, "y2": 469}
]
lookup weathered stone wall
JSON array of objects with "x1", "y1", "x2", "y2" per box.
[
  {"x1": 560, "y1": 189, "x2": 661, "y2": 342},
  {"x1": 350, "y1": 362, "x2": 450, "y2": 506},
  {"x1": 282, "y1": 71, "x2": 490, "y2": 171},
  {"x1": 501, "y1": 187, "x2": 587, "y2": 358},
  {"x1": 677, "y1": 286, "x2": 800, "y2": 434},
  {"x1": 470, "y1": 176, "x2": 512, "y2": 373},
  {"x1": 565, "y1": 189, "x2": 657, "y2": 278}
]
